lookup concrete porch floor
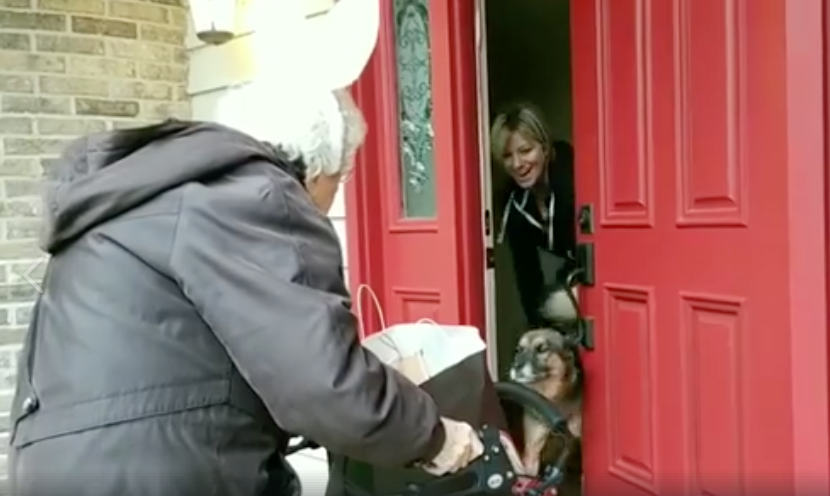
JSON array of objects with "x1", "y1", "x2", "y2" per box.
[{"x1": 288, "y1": 447, "x2": 330, "y2": 493}]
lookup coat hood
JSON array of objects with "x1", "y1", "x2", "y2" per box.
[{"x1": 41, "y1": 119, "x2": 302, "y2": 254}]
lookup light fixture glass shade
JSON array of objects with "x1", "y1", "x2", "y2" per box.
[{"x1": 190, "y1": 0, "x2": 237, "y2": 45}]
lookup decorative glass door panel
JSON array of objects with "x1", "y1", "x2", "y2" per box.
[{"x1": 393, "y1": 0, "x2": 437, "y2": 218}]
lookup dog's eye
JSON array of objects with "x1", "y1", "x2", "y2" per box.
[{"x1": 534, "y1": 343, "x2": 548, "y2": 353}]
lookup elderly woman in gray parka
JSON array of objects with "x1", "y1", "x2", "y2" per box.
[{"x1": 7, "y1": 1, "x2": 483, "y2": 495}]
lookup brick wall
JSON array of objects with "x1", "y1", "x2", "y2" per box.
[{"x1": 0, "y1": 0, "x2": 190, "y2": 486}]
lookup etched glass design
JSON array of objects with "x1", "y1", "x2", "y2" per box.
[{"x1": 393, "y1": 0, "x2": 437, "y2": 218}]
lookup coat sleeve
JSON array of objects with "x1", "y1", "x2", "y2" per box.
[{"x1": 168, "y1": 172, "x2": 445, "y2": 467}]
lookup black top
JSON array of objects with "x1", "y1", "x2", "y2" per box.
[{"x1": 499, "y1": 141, "x2": 577, "y2": 327}]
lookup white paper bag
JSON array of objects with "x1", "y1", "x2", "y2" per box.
[
  {"x1": 354, "y1": 285, "x2": 486, "y2": 385},
  {"x1": 343, "y1": 285, "x2": 530, "y2": 485}
]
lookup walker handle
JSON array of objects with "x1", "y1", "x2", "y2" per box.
[{"x1": 402, "y1": 425, "x2": 515, "y2": 496}]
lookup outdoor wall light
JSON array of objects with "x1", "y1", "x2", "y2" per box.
[{"x1": 189, "y1": 0, "x2": 237, "y2": 45}]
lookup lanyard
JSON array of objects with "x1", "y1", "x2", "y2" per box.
[{"x1": 496, "y1": 189, "x2": 555, "y2": 250}]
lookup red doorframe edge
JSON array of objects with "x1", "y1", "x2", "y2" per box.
[
  {"x1": 787, "y1": 0, "x2": 830, "y2": 491},
  {"x1": 345, "y1": 56, "x2": 386, "y2": 336},
  {"x1": 345, "y1": 0, "x2": 486, "y2": 332},
  {"x1": 824, "y1": 0, "x2": 830, "y2": 476},
  {"x1": 442, "y1": 0, "x2": 486, "y2": 331}
]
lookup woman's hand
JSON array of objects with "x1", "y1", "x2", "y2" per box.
[{"x1": 422, "y1": 417, "x2": 485, "y2": 476}]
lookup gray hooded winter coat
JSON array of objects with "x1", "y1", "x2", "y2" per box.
[{"x1": 8, "y1": 120, "x2": 444, "y2": 496}]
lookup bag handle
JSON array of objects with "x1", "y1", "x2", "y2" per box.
[
  {"x1": 355, "y1": 285, "x2": 409, "y2": 357},
  {"x1": 355, "y1": 284, "x2": 387, "y2": 339},
  {"x1": 560, "y1": 268, "x2": 587, "y2": 349},
  {"x1": 414, "y1": 318, "x2": 459, "y2": 344},
  {"x1": 415, "y1": 318, "x2": 439, "y2": 326}
]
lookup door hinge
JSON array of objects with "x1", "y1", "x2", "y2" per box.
[
  {"x1": 486, "y1": 247, "x2": 495, "y2": 269},
  {"x1": 578, "y1": 317, "x2": 595, "y2": 350},
  {"x1": 578, "y1": 204, "x2": 595, "y2": 234},
  {"x1": 484, "y1": 209, "x2": 492, "y2": 237},
  {"x1": 575, "y1": 242, "x2": 595, "y2": 286}
]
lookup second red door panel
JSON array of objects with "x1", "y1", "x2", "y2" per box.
[{"x1": 573, "y1": 0, "x2": 805, "y2": 494}]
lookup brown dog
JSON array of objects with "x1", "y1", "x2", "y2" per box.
[{"x1": 509, "y1": 328, "x2": 583, "y2": 494}]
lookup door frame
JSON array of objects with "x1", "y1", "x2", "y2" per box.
[
  {"x1": 826, "y1": 0, "x2": 830, "y2": 470},
  {"x1": 345, "y1": 51, "x2": 387, "y2": 336},
  {"x1": 788, "y1": 0, "x2": 830, "y2": 488},
  {"x1": 345, "y1": 0, "x2": 486, "y2": 336},
  {"x1": 473, "y1": 0, "x2": 500, "y2": 375},
  {"x1": 346, "y1": 0, "x2": 830, "y2": 485}
]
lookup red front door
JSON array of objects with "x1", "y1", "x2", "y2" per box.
[
  {"x1": 572, "y1": 0, "x2": 829, "y2": 494},
  {"x1": 350, "y1": 0, "x2": 828, "y2": 493},
  {"x1": 347, "y1": 0, "x2": 484, "y2": 335}
]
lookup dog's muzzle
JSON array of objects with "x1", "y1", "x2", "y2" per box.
[{"x1": 509, "y1": 349, "x2": 547, "y2": 384}]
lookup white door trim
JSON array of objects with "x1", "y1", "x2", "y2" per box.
[{"x1": 474, "y1": 0, "x2": 498, "y2": 380}]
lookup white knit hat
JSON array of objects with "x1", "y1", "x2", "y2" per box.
[{"x1": 217, "y1": 0, "x2": 379, "y2": 178}]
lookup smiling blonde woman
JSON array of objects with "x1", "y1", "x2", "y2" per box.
[{"x1": 492, "y1": 103, "x2": 577, "y2": 328}]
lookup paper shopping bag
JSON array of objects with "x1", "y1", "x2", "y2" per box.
[
  {"x1": 325, "y1": 287, "x2": 511, "y2": 496},
  {"x1": 360, "y1": 318, "x2": 507, "y2": 430}
]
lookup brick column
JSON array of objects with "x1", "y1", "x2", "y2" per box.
[{"x1": 0, "y1": 0, "x2": 190, "y2": 481}]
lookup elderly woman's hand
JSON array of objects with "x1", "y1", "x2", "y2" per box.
[{"x1": 422, "y1": 417, "x2": 485, "y2": 476}]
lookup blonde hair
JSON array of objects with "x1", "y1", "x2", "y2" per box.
[{"x1": 490, "y1": 103, "x2": 551, "y2": 165}]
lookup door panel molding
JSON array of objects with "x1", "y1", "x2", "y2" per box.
[
  {"x1": 674, "y1": 0, "x2": 748, "y2": 227},
  {"x1": 679, "y1": 293, "x2": 747, "y2": 496},
  {"x1": 603, "y1": 284, "x2": 658, "y2": 493},
  {"x1": 596, "y1": 0, "x2": 655, "y2": 228}
]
